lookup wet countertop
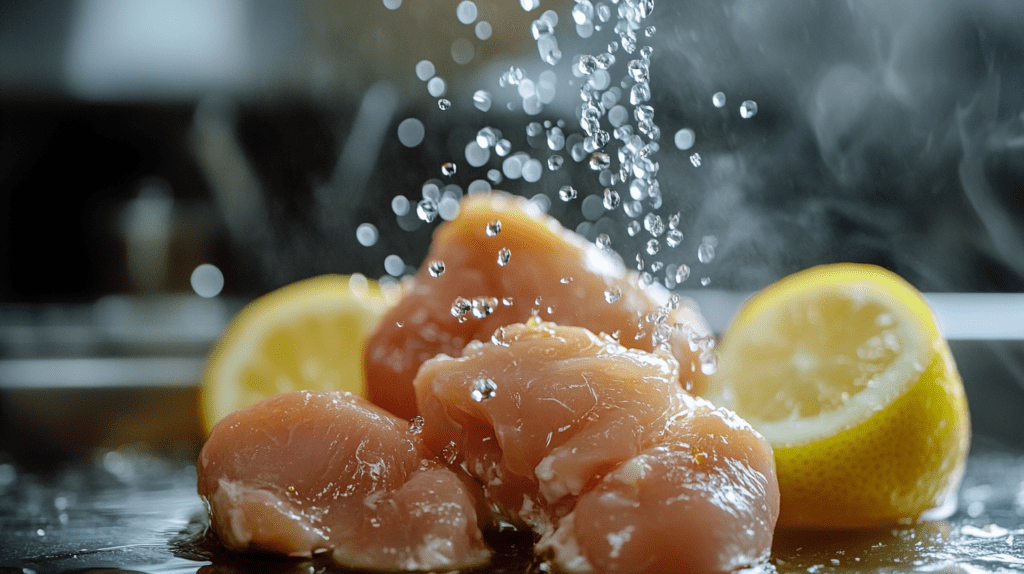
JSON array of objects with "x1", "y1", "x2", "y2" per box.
[{"x1": 0, "y1": 436, "x2": 1022, "y2": 574}]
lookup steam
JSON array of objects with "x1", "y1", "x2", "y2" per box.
[{"x1": 648, "y1": 0, "x2": 1024, "y2": 291}]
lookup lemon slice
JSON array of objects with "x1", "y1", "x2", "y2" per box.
[
  {"x1": 707, "y1": 263, "x2": 971, "y2": 529},
  {"x1": 200, "y1": 274, "x2": 396, "y2": 433}
]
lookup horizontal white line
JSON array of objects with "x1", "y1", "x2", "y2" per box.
[
  {"x1": 681, "y1": 291, "x2": 1024, "y2": 341},
  {"x1": 0, "y1": 357, "x2": 206, "y2": 390}
]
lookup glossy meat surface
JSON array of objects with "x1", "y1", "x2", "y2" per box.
[
  {"x1": 197, "y1": 391, "x2": 491, "y2": 571},
  {"x1": 539, "y1": 404, "x2": 780, "y2": 574},
  {"x1": 366, "y1": 191, "x2": 711, "y2": 419},
  {"x1": 414, "y1": 319, "x2": 779, "y2": 573}
]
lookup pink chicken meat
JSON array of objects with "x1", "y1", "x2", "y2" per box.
[
  {"x1": 197, "y1": 391, "x2": 491, "y2": 571},
  {"x1": 414, "y1": 319, "x2": 780, "y2": 573},
  {"x1": 365, "y1": 191, "x2": 712, "y2": 420}
]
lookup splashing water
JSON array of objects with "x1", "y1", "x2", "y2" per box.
[
  {"x1": 497, "y1": 247, "x2": 512, "y2": 266},
  {"x1": 428, "y1": 260, "x2": 446, "y2": 277}
]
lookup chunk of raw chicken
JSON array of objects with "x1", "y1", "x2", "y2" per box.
[
  {"x1": 414, "y1": 319, "x2": 779, "y2": 574},
  {"x1": 365, "y1": 191, "x2": 712, "y2": 419},
  {"x1": 197, "y1": 391, "x2": 492, "y2": 572}
]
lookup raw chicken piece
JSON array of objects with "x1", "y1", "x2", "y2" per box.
[
  {"x1": 197, "y1": 391, "x2": 492, "y2": 572},
  {"x1": 365, "y1": 191, "x2": 712, "y2": 419},
  {"x1": 414, "y1": 319, "x2": 779, "y2": 573},
  {"x1": 538, "y1": 405, "x2": 780, "y2": 574}
]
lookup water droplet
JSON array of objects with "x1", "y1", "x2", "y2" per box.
[
  {"x1": 628, "y1": 60, "x2": 649, "y2": 83},
  {"x1": 438, "y1": 98, "x2": 452, "y2": 111},
  {"x1": 635, "y1": 253, "x2": 645, "y2": 270},
  {"x1": 559, "y1": 185, "x2": 578, "y2": 201},
  {"x1": 604, "y1": 287, "x2": 622, "y2": 303},
  {"x1": 666, "y1": 229, "x2": 683, "y2": 247},
  {"x1": 596, "y1": 233, "x2": 612, "y2": 251},
  {"x1": 700, "y1": 276, "x2": 711, "y2": 286},
  {"x1": 689, "y1": 153, "x2": 702, "y2": 167},
  {"x1": 603, "y1": 188, "x2": 620, "y2": 210},
  {"x1": 674, "y1": 128, "x2": 695, "y2": 151},
  {"x1": 638, "y1": 272, "x2": 654, "y2": 288},
  {"x1": 471, "y1": 377, "x2": 498, "y2": 402},
  {"x1": 740, "y1": 100, "x2": 758, "y2": 119},
  {"x1": 646, "y1": 238, "x2": 660, "y2": 255},
  {"x1": 712, "y1": 91, "x2": 726, "y2": 108},
  {"x1": 502, "y1": 296, "x2": 514, "y2": 306},
  {"x1": 473, "y1": 90, "x2": 492, "y2": 111},
  {"x1": 442, "y1": 441, "x2": 459, "y2": 464},
  {"x1": 627, "y1": 221, "x2": 641, "y2": 236},
  {"x1": 487, "y1": 326, "x2": 509, "y2": 348},
  {"x1": 547, "y1": 155, "x2": 564, "y2": 170},
  {"x1": 644, "y1": 25, "x2": 656, "y2": 37},
  {"x1": 560, "y1": 276, "x2": 573, "y2": 284},
  {"x1": 697, "y1": 242, "x2": 715, "y2": 263},
  {"x1": 428, "y1": 260, "x2": 446, "y2": 277},
  {"x1": 486, "y1": 219, "x2": 502, "y2": 236},
  {"x1": 643, "y1": 213, "x2": 665, "y2": 237},
  {"x1": 650, "y1": 261, "x2": 663, "y2": 272},
  {"x1": 441, "y1": 162, "x2": 457, "y2": 177},
  {"x1": 495, "y1": 139, "x2": 512, "y2": 156},
  {"x1": 408, "y1": 415, "x2": 425, "y2": 434},
  {"x1": 451, "y1": 296, "x2": 472, "y2": 318},
  {"x1": 471, "y1": 296, "x2": 498, "y2": 319},
  {"x1": 417, "y1": 198, "x2": 439, "y2": 222},
  {"x1": 589, "y1": 151, "x2": 610, "y2": 170},
  {"x1": 356, "y1": 222, "x2": 379, "y2": 247},
  {"x1": 497, "y1": 247, "x2": 512, "y2": 266},
  {"x1": 675, "y1": 264, "x2": 691, "y2": 284},
  {"x1": 629, "y1": 82, "x2": 650, "y2": 104},
  {"x1": 640, "y1": 45, "x2": 654, "y2": 60},
  {"x1": 36, "y1": 528, "x2": 45, "y2": 537}
]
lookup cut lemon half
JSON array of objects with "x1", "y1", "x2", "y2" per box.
[
  {"x1": 706, "y1": 263, "x2": 970, "y2": 529},
  {"x1": 200, "y1": 274, "x2": 397, "y2": 433}
]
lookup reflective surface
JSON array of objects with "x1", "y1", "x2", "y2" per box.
[{"x1": 1, "y1": 438, "x2": 1022, "y2": 573}]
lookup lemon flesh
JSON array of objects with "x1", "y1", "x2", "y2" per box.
[
  {"x1": 708, "y1": 263, "x2": 970, "y2": 529},
  {"x1": 200, "y1": 275, "x2": 394, "y2": 433}
]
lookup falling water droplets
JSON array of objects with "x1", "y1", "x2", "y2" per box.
[
  {"x1": 643, "y1": 213, "x2": 665, "y2": 237},
  {"x1": 559, "y1": 185, "x2": 578, "y2": 201},
  {"x1": 451, "y1": 296, "x2": 472, "y2": 319},
  {"x1": 604, "y1": 287, "x2": 622, "y2": 303},
  {"x1": 740, "y1": 100, "x2": 758, "y2": 119},
  {"x1": 627, "y1": 221, "x2": 641, "y2": 236},
  {"x1": 675, "y1": 264, "x2": 691, "y2": 284},
  {"x1": 666, "y1": 229, "x2": 683, "y2": 247},
  {"x1": 497, "y1": 247, "x2": 512, "y2": 266},
  {"x1": 491, "y1": 326, "x2": 509, "y2": 347},
  {"x1": 441, "y1": 162, "x2": 458, "y2": 177},
  {"x1": 596, "y1": 233, "x2": 612, "y2": 251},
  {"x1": 438, "y1": 98, "x2": 452, "y2": 110},
  {"x1": 547, "y1": 155, "x2": 564, "y2": 171},
  {"x1": 471, "y1": 296, "x2": 498, "y2": 319},
  {"x1": 603, "y1": 188, "x2": 620, "y2": 210},
  {"x1": 646, "y1": 239, "x2": 660, "y2": 255},
  {"x1": 428, "y1": 260, "x2": 446, "y2": 277},
  {"x1": 417, "y1": 198, "x2": 439, "y2": 222},
  {"x1": 697, "y1": 239, "x2": 716, "y2": 263},
  {"x1": 689, "y1": 153, "x2": 702, "y2": 167},
  {"x1": 471, "y1": 378, "x2": 498, "y2": 402},
  {"x1": 486, "y1": 220, "x2": 502, "y2": 236}
]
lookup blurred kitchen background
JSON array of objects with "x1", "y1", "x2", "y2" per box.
[{"x1": 1, "y1": 0, "x2": 1023, "y2": 464}]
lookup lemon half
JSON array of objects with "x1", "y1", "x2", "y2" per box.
[
  {"x1": 707, "y1": 264, "x2": 970, "y2": 529},
  {"x1": 200, "y1": 274, "x2": 395, "y2": 433}
]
